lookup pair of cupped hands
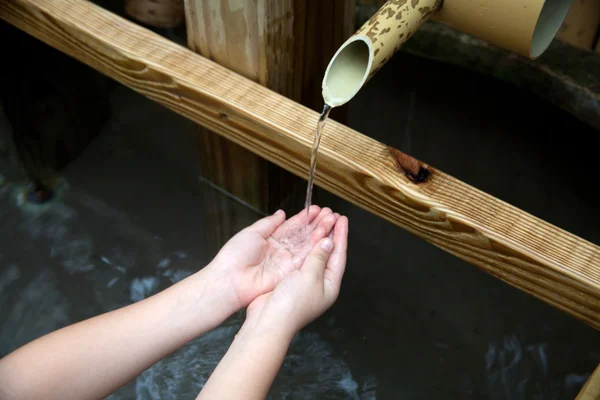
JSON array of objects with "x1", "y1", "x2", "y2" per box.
[{"x1": 205, "y1": 205, "x2": 348, "y2": 339}]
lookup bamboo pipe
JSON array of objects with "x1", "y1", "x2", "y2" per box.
[
  {"x1": 323, "y1": 0, "x2": 573, "y2": 107},
  {"x1": 322, "y1": 0, "x2": 442, "y2": 107}
]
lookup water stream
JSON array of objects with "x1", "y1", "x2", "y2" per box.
[{"x1": 304, "y1": 103, "x2": 332, "y2": 222}]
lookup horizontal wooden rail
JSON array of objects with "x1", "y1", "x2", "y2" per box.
[{"x1": 2, "y1": 0, "x2": 600, "y2": 328}]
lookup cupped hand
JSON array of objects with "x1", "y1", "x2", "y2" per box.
[
  {"x1": 241, "y1": 216, "x2": 349, "y2": 339},
  {"x1": 208, "y1": 206, "x2": 339, "y2": 310}
]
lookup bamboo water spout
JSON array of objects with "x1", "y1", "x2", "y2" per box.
[{"x1": 323, "y1": 0, "x2": 573, "y2": 107}]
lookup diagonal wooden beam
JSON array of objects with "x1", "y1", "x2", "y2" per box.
[
  {"x1": 576, "y1": 364, "x2": 600, "y2": 400},
  {"x1": 2, "y1": 0, "x2": 600, "y2": 328}
]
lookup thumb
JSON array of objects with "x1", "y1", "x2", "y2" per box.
[
  {"x1": 302, "y1": 238, "x2": 334, "y2": 278},
  {"x1": 247, "y1": 210, "x2": 285, "y2": 238}
]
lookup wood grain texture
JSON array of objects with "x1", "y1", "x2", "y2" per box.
[
  {"x1": 4, "y1": 0, "x2": 600, "y2": 329},
  {"x1": 184, "y1": 0, "x2": 353, "y2": 213},
  {"x1": 185, "y1": 0, "x2": 297, "y2": 214},
  {"x1": 576, "y1": 365, "x2": 600, "y2": 400}
]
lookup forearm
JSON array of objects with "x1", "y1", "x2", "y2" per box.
[
  {"x1": 0, "y1": 264, "x2": 237, "y2": 400},
  {"x1": 197, "y1": 325, "x2": 293, "y2": 400}
]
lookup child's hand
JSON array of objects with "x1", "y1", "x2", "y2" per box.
[
  {"x1": 207, "y1": 206, "x2": 339, "y2": 311},
  {"x1": 241, "y1": 216, "x2": 349, "y2": 340}
]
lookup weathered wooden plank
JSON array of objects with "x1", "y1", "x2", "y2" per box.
[
  {"x1": 3, "y1": 0, "x2": 600, "y2": 329},
  {"x1": 185, "y1": 0, "x2": 298, "y2": 215}
]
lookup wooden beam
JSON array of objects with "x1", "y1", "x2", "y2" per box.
[
  {"x1": 576, "y1": 365, "x2": 600, "y2": 400},
  {"x1": 3, "y1": 0, "x2": 600, "y2": 330}
]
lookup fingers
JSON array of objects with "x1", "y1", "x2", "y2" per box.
[
  {"x1": 300, "y1": 205, "x2": 322, "y2": 225},
  {"x1": 307, "y1": 205, "x2": 322, "y2": 223},
  {"x1": 247, "y1": 210, "x2": 286, "y2": 238},
  {"x1": 309, "y1": 207, "x2": 333, "y2": 229},
  {"x1": 292, "y1": 205, "x2": 321, "y2": 225},
  {"x1": 310, "y1": 212, "x2": 338, "y2": 244},
  {"x1": 271, "y1": 206, "x2": 320, "y2": 240},
  {"x1": 325, "y1": 214, "x2": 340, "y2": 241},
  {"x1": 324, "y1": 216, "x2": 348, "y2": 295},
  {"x1": 291, "y1": 210, "x2": 336, "y2": 267},
  {"x1": 302, "y1": 237, "x2": 334, "y2": 278}
]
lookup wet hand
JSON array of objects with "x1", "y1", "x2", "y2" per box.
[
  {"x1": 208, "y1": 206, "x2": 339, "y2": 310},
  {"x1": 241, "y1": 216, "x2": 349, "y2": 339}
]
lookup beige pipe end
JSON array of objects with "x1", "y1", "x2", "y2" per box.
[
  {"x1": 530, "y1": 0, "x2": 573, "y2": 58},
  {"x1": 433, "y1": 0, "x2": 573, "y2": 59},
  {"x1": 322, "y1": 36, "x2": 373, "y2": 108}
]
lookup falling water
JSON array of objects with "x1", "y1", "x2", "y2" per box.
[{"x1": 304, "y1": 103, "x2": 332, "y2": 222}]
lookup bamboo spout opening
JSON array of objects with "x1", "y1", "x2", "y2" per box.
[
  {"x1": 322, "y1": 0, "x2": 441, "y2": 107},
  {"x1": 322, "y1": 37, "x2": 372, "y2": 107},
  {"x1": 531, "y1": 0, "x2": 572, "y2": 58}
]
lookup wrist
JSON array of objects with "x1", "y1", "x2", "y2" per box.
[
  {"x1": 201, "y1": 259, "x2": 243, "y2": 312},
  {"x1": 234, "y1": 323, "x2": 294, "y2": 356},
  {"x1": 238, "y1": 314, "x2": 297, "y2": 346},
  {"x1": 198, "y1": 309, "x2": 293, "y2": 400},
  {"x1": 164, "y1": 264, "x2": 239, "y2": 338}
]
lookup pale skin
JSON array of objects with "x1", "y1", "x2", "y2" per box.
[{"x1": 0, "y1": 205, "x2": 349, "y2": 400}]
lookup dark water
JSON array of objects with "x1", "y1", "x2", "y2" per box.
[
  {"x1": 0, "y1": 86, "x2": 374, "y2": 400},
  {"x1": 304, "y1": 103, "x2": 332, "y2": 222}
]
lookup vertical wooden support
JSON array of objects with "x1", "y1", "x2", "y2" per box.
[
  {"x1": 556, "y1": 0, "x2": 600, "y2": 50},
  {"x1": 184, "y1": 0, "x2": 354, "y2": 215},
  {"x1": 125, "y1": 0, "x2": 185, "y2": 28}
]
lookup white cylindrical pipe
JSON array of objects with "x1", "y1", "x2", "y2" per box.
[{"x1": 432, "y1": 0, "x2": 573, "y2": 58}]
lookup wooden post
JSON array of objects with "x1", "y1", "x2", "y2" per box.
[
  {"x1": 184, "y1": 0, "x2": 354, "y2": 216},
  {"x1": 556, "y1": 0, "x2": 600, "y2": 50},
  {"x1": 125, "y1": 0, "x2": 185, "y2": 28}
]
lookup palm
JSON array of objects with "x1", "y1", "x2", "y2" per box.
[
  {"x1": 214, "y1": 206, "x2": 338, "y2": 307},
  {"x1": 245, "y1": 214, "x2": 349, "y2": 336}
]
